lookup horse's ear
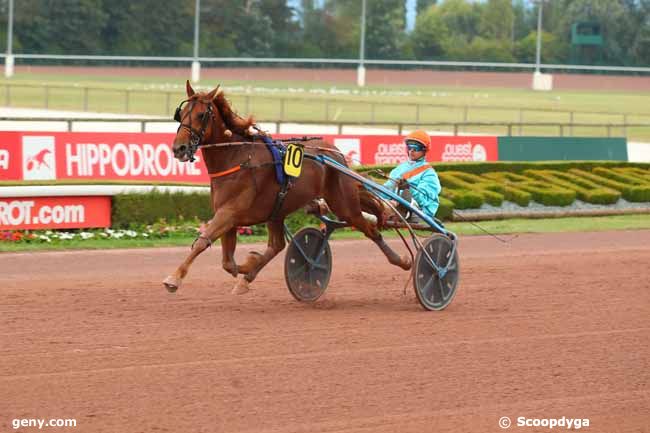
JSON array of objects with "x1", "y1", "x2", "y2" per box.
[
  {"x1": 186, "y1": 80, "x2": 195, "y2": 97},
  {"x1": 207, "y1": 84, "x2": 221, "y2": 101},
  {"x1": 209, "y1": 84, "x2": 222, "y2": 102}
]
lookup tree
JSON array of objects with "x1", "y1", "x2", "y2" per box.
[
  {"x1": 297, "y1": 1, "x2": 343, "y2": 57},
  {"x1": 102, "y1": 0, "x2": 193, "y2": 56},
  {"x1": 14, "y1": 0, "x2": 109, "y2": 54},
  {"x1": 323, "y1": 0, "x2": 359, "y2": 58},
  {"x1": 258, "y1": 0, "x2": 301, "y2": 57},
  {"x1": 410, "y1": 4, "x2": 449, "y2": 59},
  {"x1": 436, "y1": 0, "x2": 481, "y2": 44},
  {"x1": 365, "y1": 0, "x2": 408, "y2": 59},
  {"x1": 514, "y1": 30, "x2": 567, "y2": 64},
  {"x1": 479, "y1": 0, "x2": 514, "y2": 42},
  {"x1": 416, "y1": 0, "x2": 437, "y2": 15},
  {"x1": 0, "y1": 0, "x2": 8, "y2": 52},
  {"x1": 446, "y1": 37, "x2": 515, "y2": 62},
  {"x1": 511, "y1": 0, "x2": 528, "y2": 41},
  {"x1": 558, "y1": 0, "x2": 632, "y2": 65},
  {"x1": 200, "y1": 0, "x2": 273, "y2": 57}
]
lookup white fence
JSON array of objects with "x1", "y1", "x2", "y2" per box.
[{"x1": 3, "y1": 53, "x2": 650, "y2": 74}]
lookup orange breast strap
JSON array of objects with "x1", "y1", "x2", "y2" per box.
[
  {"x1": 209, "y1": 165, "x2": 242, "y2": 178},
  {"x1": 402, "y1": 164, "x2": 431, "y2": 180}
]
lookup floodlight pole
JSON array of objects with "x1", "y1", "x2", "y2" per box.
[
  {"x1": 191, "y1": 0, "x2": 201, "y2": 83},
  {"x1": 535, "y1": 0, "x2": 544, "y2": 73},
  {"x1": 357, "y1": 0, "x2": 366, "y2": 87},
  {"x1": 532, "y1": 0, "x2": 552, "y2": 91},
  {"x1": 5, "y1": 0, "x2": 14, "y2": 78}
]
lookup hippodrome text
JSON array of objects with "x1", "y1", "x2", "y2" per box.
[{"x1": 65, "y1": 142, "x2": 202, "y2": 177}]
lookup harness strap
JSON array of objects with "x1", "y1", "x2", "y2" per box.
[
  {"x1": 402, "y1": 164, "x2": 431, "y2": 180},
  {"x1": 259, "y1": 134, "x2": 287, "y2": 185},
  {"x1": 202, "y1": 135, "x2": 295, "y2": 221},
  {"x1": 209, "y1": 165, "x2": 242, "y2": 178},
  {"x1": 269, "y1": 176, "x2": 291, "y2": 221}
]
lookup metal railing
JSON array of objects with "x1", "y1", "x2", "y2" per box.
[
  {"x1": 2, "y1": 53, "x2": 650, "y2": 74},
  {"x1": 1, "y1": 83, "x2": 180, "y2": 115},
  {"x1": 2, "y1": 82, "x2": 650, "y2": 127},
  {"x1": 2, "y1": 117, "x2": 649, "y2": 138}
]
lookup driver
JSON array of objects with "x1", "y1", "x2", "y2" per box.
[{"x1": 382, "y1": 130, "x2": 442, "y2": 222}]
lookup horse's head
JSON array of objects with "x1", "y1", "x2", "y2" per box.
[{"x1": 172, "y1": 80, "x2": 254, "y2": 162}]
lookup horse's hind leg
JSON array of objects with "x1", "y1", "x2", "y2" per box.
[
  {"x1": 347, "y1": 211, "x2": 411, "y2": 271},
  {"x1": 221, "y1": 228, "x2": 238, "y2": 277},
  {"x1": 232, "y1": 220, "x2": 286, "y2": 294},
  {"x1": 326, "y1": 183, "x2": 411, "y2": 271},
  {"x1": 163, "y1": 211, "x2": 234, "y2": 293}
]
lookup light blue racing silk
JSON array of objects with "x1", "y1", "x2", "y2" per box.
[{"x1": 381, "y1": 158, "x2": 442, "y2": 217}]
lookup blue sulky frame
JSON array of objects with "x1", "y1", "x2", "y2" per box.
[{"x1": 283, "y1": 153, "x2": 460, "y2": 310}]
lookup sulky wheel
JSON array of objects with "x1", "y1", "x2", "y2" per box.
[
  {"x1": 284, "y1": 227, "x2": 332, "y2": 302},
  {"x1": 413, "y1": 234, "x2": 460, "y2": 311}
]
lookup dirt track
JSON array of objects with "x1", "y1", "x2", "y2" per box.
[{"x1": 1, "y1": 230, "x2": 649, "y2": 432}]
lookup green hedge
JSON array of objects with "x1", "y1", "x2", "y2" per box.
[
  {"x1": 482, "y1": 172, "x2": 532, "y2": 206},
  {"x1": 619, "y1": 167, "x2": 650, "y2": 182},
  {"x1": 357, "y1": 161, "x2": 650, "y2": 176},
  {"x1": 443, "y1": 189, "x2": 484, "y2": 209},
  {"x1": 112, "y1": 191, "x2": 213, "y2": 228},
  {"x1": 591, "y1": 168, "x2": 650, "y2": 202},
  {"x1": 518, "y1": 181, "x2": 577, "y2": 206},
  {"x1": 112, "y1": 190, "x2": 320, "y2": 233},
  {"x1": 438, "y1": 171, "x2": 504, "y2": 206},
  {"x1": 503, "y1": 186, "x2": 532, "y2": 207},
  {"x1": 524, "y1": 169, "x2": 620, "y2": 205},
  {"x1": 437, "y1": 196, "x2": 454, "y2": 220},
  {"x1": 110, "y1": 163, "x2": 650, "y2": 228}
]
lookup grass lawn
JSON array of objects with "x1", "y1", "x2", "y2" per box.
[
  {"x1": 2, "y1": 214, "x2": 648, "y2": 253},
  {"x1": 3, "y1": 69, "x2": 650, "y2": 139}
]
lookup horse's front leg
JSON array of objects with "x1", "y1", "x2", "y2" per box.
[
  {"x1": 232, "y1": 220, "x2": 286, "y2": 294},
  {"x1": 221, "y1": 227, "x2": 238, "y2": 277},
  {"x1": 163, "y1": 211, "x2": 234, "y2": 293}
]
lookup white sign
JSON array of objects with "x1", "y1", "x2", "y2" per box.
[
  {"x1": 373, "y1": 141, "x2": 408, "y2": 165},
  {"x1": 334, "y1": 138, "x2": 362, "y2": 166},
  {"x1": 472, "y1": 144, "x2": 487, "y2": 161},
  {"x1": 442, "y1": 142, "x2": 488, "y2": 162},
  {"x1": 22, "y1": 136, "x2": 57, "y2": 180},
  {"x1": 0, "y1": 149, "x2": 9, "y2": 170}
]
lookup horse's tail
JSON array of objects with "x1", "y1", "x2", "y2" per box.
[{"x1": 358, "y1": 186, "x2": 385, "y2": 228}]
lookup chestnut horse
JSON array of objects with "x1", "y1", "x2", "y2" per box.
[{"x1": 163, "y1": 81, "x2": 410, "y2": 294}]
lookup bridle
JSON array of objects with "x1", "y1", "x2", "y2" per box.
[{"x1": 174, "y1": 98, "x2": 215, "y2": 162}]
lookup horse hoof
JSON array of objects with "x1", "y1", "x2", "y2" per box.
[
  {"x1": 231, "y1": 277, "x2": 250, "y2": 295},
  {"x1": 400, "y1": 255, "x2": 412, "y2": 271},
  {"x1": 163, "y1": 275, "x2": 181, "y2": 293}
]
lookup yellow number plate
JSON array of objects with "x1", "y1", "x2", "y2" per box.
[{"x1": 283, "y1": 143, "x2": 304, "y2": 177}]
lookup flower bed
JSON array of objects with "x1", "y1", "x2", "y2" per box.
[{"x1": 0, "y1": 220, "x2": 257, "y2": 244}]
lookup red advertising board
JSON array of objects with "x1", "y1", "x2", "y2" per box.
[
  {"x1": 0, "y1": 132, "x2": 498, "y2": 183},
  {"x1": 0, "y1": 131, "x2": 208, "y2": 183},
  {"x1": 240, "y1": 134, "x2": 497, "y2": 166},
  {"x1": 324, "y1": 135, "x2": 497, "y2": 166},
  {"x1": 274, "y1": 135, "x2": 498, "y2": 166},
  {"x1": 0, "y1": 196, "x2": 111, "y2": 230}
]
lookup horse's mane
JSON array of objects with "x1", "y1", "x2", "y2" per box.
[{"x1": 213, "y1": 91, "x2": 255, "y2": 138}]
